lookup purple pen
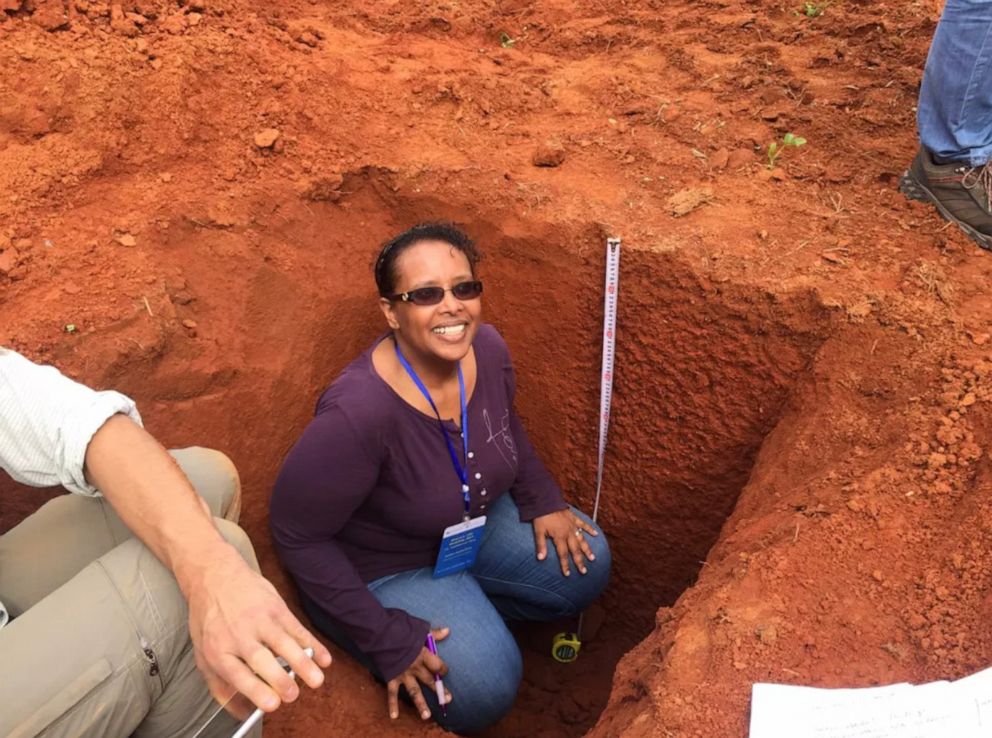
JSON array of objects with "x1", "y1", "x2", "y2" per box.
[{"x1": 425, "y1": 632, "x2": 447, "y2": 717}]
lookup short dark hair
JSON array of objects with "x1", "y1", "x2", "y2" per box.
[{"x1": 374, "y1": 222, "x2": 482, "y2": 297}]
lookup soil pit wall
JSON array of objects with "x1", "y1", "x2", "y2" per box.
[{"x1": 587, "y1": 323, "x2": 992, "y2": 737}]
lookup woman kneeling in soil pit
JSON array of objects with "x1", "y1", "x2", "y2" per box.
[{"x1": 270, "y1": 222, "x2": 611, "y2": 734}]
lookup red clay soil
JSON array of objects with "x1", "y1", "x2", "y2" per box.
[{"x1": 4, "y1": 0, "x2": 992, "y2": 736}]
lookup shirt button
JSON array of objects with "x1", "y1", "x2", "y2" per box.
[
  {"x1": 481, "y1": 489, "x2": 487, "y2": 496},
  {"x1": 480, "y1": 503, "x2": 487, "y2": 510},
  {"x1": 474, "y1": 472, "x2": 482, "y2": 480},
  {"x1": 468, "y1": 451, "x2": 475, "y2": 459}
]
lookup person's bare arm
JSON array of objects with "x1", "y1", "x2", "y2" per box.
[{"x1": 84, "y1": 413, "x2": 332, "y2": 712}]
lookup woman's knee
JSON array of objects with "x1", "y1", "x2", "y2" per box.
[
  {"x1": 570, "y1": 512, "x2": 612, "y2": 610},
  {"x1": 585, "y1": 525, "x2": 611, "y2": 579},
  {"x1": 437, "y1": 630, "x2": 522, "y2": 734}
]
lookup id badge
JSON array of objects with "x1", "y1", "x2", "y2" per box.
[{"x1": 433, "y1": 516, "x2": 487, "y2": 578}]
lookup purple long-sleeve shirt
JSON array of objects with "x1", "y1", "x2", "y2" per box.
[{"x1": 270, "y1": 324, "x2": 566, "y2": 680}]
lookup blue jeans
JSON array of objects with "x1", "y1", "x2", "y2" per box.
[
  {"x1": 305, "y1": 494, "x2": 611, "y2": 735},
  {"x1": 918, "y1": 0, "x2": 992, "y2": 165}
]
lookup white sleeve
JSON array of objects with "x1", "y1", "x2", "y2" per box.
[{"x1": 0, "y1": 348, "x2": 143, "y2": 496}]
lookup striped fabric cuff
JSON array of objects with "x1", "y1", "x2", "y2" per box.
[{"x1": 57, "y1": 391, "x2": 143, "y2": 496}]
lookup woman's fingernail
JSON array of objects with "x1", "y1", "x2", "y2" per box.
[
  {"x1": 589, "y1": 554, "x2": 596, "y2": 560},
  {"x1": 422, "y1": 710, "x2": 431, "y2": 719},
  {"x1": 391, "y1": 712, "x2": 398, "y2": 719},
  {"x1": 580, "y1": 567, "x2": 587, "y2": 574}
]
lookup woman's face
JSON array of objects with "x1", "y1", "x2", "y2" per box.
[{"x1": 381, "y1": 239, "x2": 481, "y2": 365}]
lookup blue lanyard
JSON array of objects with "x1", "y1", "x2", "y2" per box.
[{"x1": 394, "y1": 340, "x2": 471, "y2": 518}]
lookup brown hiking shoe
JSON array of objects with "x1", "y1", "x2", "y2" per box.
[{"x1": 899, "y1": 147, "x2": 992, "y2": 251}]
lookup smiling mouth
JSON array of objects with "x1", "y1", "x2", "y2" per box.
[{"x1": 432, "y1": 323, "x2": 467, "y2": 336}]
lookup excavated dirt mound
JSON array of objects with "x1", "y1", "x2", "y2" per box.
[{"x1": 4, "y1": 0, "x2": 992, "y2": 736}]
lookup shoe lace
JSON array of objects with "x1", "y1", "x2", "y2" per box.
[{"x1": 962, "y1": 161, "x2": 992, "y2": 213}]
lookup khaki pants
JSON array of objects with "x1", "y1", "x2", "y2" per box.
[{"x1": 0, "y1": 447, "x2": 260, "y2": 738}]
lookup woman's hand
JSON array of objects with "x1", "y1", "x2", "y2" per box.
[
  {"x1": 387, "y1": 626, "x2": 452, "y2": 721},
  {"x1": 532, "y1": 509, "x2": 599, "y2": 577}
]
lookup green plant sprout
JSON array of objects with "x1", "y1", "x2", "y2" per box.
[
  {"x1": 798, "y1": 1, "x2": 829, "y2": 17},
  {"x1": 499, "y1": 32, "x2": 516, "y2": 48},
  {"x1": 767, "y1": 132, "x2": 807, "y2": 169}
]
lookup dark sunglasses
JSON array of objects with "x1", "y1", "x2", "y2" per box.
[{"x1": 387, "y1": 280, "x2": 484, "y2": 306}]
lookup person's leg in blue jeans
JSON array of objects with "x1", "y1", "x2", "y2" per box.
[
  {"x1": 367, "y1": 568, "x2": 523, "y2": 735},
  {"x1": 902, "y1": 0, "x2": 992, "y2": 249},
  {"x1": 470, "y1": 494, "x2": 611, "y2": 623},
  {"x1": 918, "y1": 0, "x2": 992, "y2": 165},
  {"x1": 358, "y1": 495, "x2": 610, "y2": 735}
]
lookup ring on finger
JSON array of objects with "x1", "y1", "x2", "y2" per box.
[{"x1": 574, "y1": 529, "x2": 583, "y2": 538}]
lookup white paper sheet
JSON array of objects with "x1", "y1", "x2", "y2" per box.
[
  {"x1": 952, "y1": 665, "x2": 992, "y2": 729},
  {"x1": 750, "y1": 667, "x2": 992, "y2": 738}
]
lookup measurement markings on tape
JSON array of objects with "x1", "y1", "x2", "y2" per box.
[{"x1": 593, "y1": 236, "x2": 621, "y2": 523}]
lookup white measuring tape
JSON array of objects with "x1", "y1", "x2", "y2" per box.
[
  {"x1": 592, "y1": 237, "x2": 620, "y2": 524},
  {"x1": 554, "y1": 236, "x2": 620, "y2": 663}
]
